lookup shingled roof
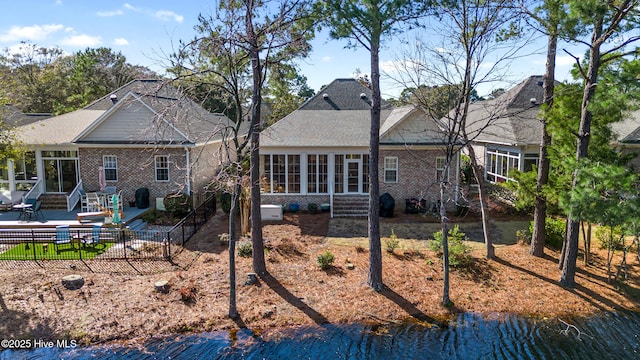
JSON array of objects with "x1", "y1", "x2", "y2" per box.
[
  {"x1": 612, "y1": 109, "x2": 640, "y2": 144},
  {"x1": 262, "y1": 78, "x2": 447, "y2": 148},
  {"x1": 464, "y1": 76, "x2": 546, "y2": 146}
]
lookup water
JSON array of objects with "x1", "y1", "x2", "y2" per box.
[{"x1": 3, "y1": 312, "x2": 639, "y2": 359}]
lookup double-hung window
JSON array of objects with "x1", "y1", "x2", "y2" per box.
[
  {"x1": 103, "y1": 155, "x2": 118, "y2": 181},
  {"x1": 383, "y1": 157, "x2": 398, "y2": 183},
  {"x1": 436, "y1": 157, "x2": 448, "y2": 182},
  {"x1": 155, "y1": 155, "x2": 169, "y2": 182}
]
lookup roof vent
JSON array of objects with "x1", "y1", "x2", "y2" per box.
[
  {"x1": 360, "y1": 93, "x2": 367, "y2": 99},
  {"x1": 322, "y1": 93, "x2": 329, "y2": 99},
  {"x1": 530, "y1": 98, "x2": 537, "y2": 104},
  {"x1": 110, "y1": 94, "x2": 118, "y2": 104}
]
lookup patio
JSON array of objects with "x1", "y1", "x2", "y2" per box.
[{"x1": 0, "y1": 204, "x2": 152, "y2": 229}]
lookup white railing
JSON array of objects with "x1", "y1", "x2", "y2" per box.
[
  {"x1": 23, "y1": 179, "x2": 44, "y2": 202},
  {"x1": 67, "y1": 180, "x2": 83, "y2": 212},
  {"x1": 329, "y1": 180, "x2": 334, "y2": 219}
]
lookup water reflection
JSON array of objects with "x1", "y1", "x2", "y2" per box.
[{"x1": 3, "y1": 312, "x2": 639, "y2": 359}]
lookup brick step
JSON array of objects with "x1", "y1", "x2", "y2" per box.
[
  {"x1": 38, "y1": 194, "x2": 70, "y2": 210},
  {"x1": 333, "y1": 195, "x2": 368, "y2": 217}
]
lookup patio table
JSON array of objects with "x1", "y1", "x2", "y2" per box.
[{"x1": 12, "y1": 203, "x2": 32, "y2": 220}]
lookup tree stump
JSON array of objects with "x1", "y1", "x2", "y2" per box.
[
  {"x1": 61, "y1": 274, "x2": 84, "y2": 290},
  {"x1": 154, "y1": 280, "x2": 170, "y2": 293}
]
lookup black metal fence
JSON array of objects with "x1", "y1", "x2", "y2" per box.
[
  {"x1": 0, "y1": 228, "x2": 172, "y2": 262},
  {"x1": 167, "y1": 194, "x2": 216, "y2": 247}
]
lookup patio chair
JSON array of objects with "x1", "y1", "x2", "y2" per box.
[
  {"x1": 82, "y1": 225, "x2": 102, "y2": 248},
  {"x1": 53, "y1": 225, "x2": 72, "y2": 252},
  {"x1": 86, "y1": 193, "x2": 102, "y2": 212},
  {"x1": 24, "y1": 200, "x2": 44, "y2": 220}
]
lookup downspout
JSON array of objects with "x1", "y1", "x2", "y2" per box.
[{"x1": 185, "y1": 147, "x2": 191, "y2": 195}]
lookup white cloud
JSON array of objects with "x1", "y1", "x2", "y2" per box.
[
  {"x1": 123, "y1": 3, "x2": 139, "y2": 12},
  {"x1": 97, "y1": 9, "x2": 124, "y2": 17},
  {"x1": 155, "y1": 10, "x2": 184, "y2": 23},
  {"x1": 0, "y1": 24, "x2": 65, "y2": 42},
  {"x1": 61, "y1": 34, "x2": 102, "y2": 47},
  {"x1": 321, "y1": 56, "x2": 332, "y2": 63},
  {"x1": 114, "y1": 38, "x2": 129, "y2": 46}
]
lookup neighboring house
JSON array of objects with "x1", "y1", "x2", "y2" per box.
[
  {"x1": 4, "y1": 79, "x2": 239, "y2": 211},
  {"x1": 260, "y1": 78, "x2": 458, "y2": 216},
  {"x1": 467, "y1": 75, "x2": 640, "y2": 183},
  {"x1": 611, "y1": 109, "x2": 640, "y2": 171},
  {"x1": 465, "y1": 76, "x2": 547, "y2": 183}
]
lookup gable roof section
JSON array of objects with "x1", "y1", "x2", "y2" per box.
[
  {"x1": 380, "y1": 106, "x2": 449, "y2": 145},
  {"x1": 83, "y1": 79, "x2": 240, "y2": 145},
  {"x1": 262, "y1": 79, "x2": 449, "y2": 148},
  {"x1": 74, "y1": 92, "x2": 191, "y2": 145},
  {"x1": 298, "y1": 78, "x2": 391, "y2": 110},
  {"x1": 464, "y1": 76, "x2": 546, "y2": 146},
  {"x1": 17, "y1": 110, "x2": 105, "y2": 145},
  {"x1": 612, "y1": 109, "x2": 640, "y2": 144}
]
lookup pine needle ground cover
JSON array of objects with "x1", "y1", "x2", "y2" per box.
[{"x1": 0, "y1": 242, "x2": 114, "y2": 260}]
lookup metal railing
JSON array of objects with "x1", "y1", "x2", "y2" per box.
[
  {"x1": 167, "y1": 194, "x2": 216, "y2": 247},
  {"x1": 0, "y1": 228, "x2": 172, "y2": 262}
]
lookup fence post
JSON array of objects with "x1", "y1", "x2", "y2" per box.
[{"x1": 31, "y1": 229, "x2": 37, "y2": 260}]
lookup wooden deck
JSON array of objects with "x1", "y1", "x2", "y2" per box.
[{"x1": 0, "y1": 205, "x2": 152, "y2": 229}]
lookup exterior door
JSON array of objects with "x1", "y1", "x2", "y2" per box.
[
  {"x1": 345, "y1": 159, "x2": 361, "y2": 193},
  {"x1": 44, "y1": 159, "x2": 78, "y2": 193}
]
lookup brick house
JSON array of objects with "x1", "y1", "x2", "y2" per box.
[
  {"x1": 260, "y1": 78, "x2": 459, "y2": 216},
  {"x1": 7, "y1": 79, "x2": 239, "y2": 211},
  {"x1": 465, "y1": 75, "x2": 640, "y2": 182}
]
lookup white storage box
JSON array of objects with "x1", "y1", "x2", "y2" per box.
[{"x1": 261, "y1": 204, "x2": 283, "y2": 221}]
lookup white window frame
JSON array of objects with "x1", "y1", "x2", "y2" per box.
[
  {"x1": 436, "y1": 157, "x2": 449, "y2": 182},
  {"x1": 103, "y1": 155, "x2": 118, "y2": 182},
  {"x1": 155, "y1": 155, "x2": 170, "y2": 182},
  {"x1": 485, "y1": 148, "x2": 520, "y2": 182},
  {"x1": 383, "y1": 157, "x2": 398, "y2": 183}
]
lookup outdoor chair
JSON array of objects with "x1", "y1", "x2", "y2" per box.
[
  {"x1": 53, "y1": 225, "x2": 72, "y2": 252},
  {"x1": 24, "y1": 200, "x2": 44, "y2": 220},
  {"x1": 82, "y1": 225, "x2": 102, "y2": 249},
  {"x1": 86, "y1": 193, "x2": 102, "y2": 212},
  {"x1": 103, "y1": 186, "x2": 117, "y2": 194}
]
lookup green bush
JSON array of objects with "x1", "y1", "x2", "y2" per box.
[
  {"x1": 237, "y1": 242, "x2": 252, "y2": 257},
  {"x1": 528, "y1": 217, "x2": 565, "y2": 250},
  {"x1": 385, "y1": 229, "x2": 400, "y2": 253},
  {"x1": 163, "y1": 193, "x2": 192, "y2": 217},
  {"x1": 429, "y1": 225, "x2": 472, "y2": 267},
  {"x1": 595, "y1": 225, "x2": 624, "y2": 250},
  {"x1": 218, "y1": 192, "x2": 232, "y2": 214},
  {"x1": 317, "y1": 251, "x2": 335, "y2": 270}
]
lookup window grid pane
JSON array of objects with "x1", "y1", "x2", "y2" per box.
[
  {"x1": 383, "y1": 157, "x2": 397, "y2": 183},
  {"x1": 155, "y1": 156, "x2": 169, "y2": 181},
  {"x1": 103, "y1": 155, "x2": 118, "y2": 181},
  {"x1": 288, "y1": 155, "x2": 300, "y2": 193}
]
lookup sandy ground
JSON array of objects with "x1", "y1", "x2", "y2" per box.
[{"x1": 0, "y1": 210, "x2": 638, "y2": 346}]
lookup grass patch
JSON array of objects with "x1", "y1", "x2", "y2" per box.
[{"x1": 0, "y1": 242, "x2": 114, "y2": 260}]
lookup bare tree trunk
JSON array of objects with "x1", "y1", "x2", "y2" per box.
[
  {"x1": 367, "y1": 36, "x2": 383, "y2": 292},
  {"x1": 246, "y1": 4, "x2": 266, "y2": 276},
  {"x1": 440, "y1": 181, "x2": 451, "y2": 306},
  {"x1": 228, "y1": 183, "x2": 241, "y2": 319},
  {"x1": 466, "y1": 145, "x2": 494, "y2": 259},
  {"x1": 560, "y1": 20, "x2": 602, "y2": 287},
  {"x1": 531, "y1": 30, "x2": 557, "y2": 257}
]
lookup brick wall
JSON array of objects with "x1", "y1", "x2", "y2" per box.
[{"x1": 79, "y1": 147, "x2": 188, "y2": 207}]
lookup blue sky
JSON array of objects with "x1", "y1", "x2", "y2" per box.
[{"x1": 0, "y1": 1, "x2": 579, "y2": 99}]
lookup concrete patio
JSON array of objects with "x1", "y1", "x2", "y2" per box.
[{"x1": 0, "y1": 205, "x2": 152, "y2": 229}]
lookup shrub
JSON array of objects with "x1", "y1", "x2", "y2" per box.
[
  {"x1": 237, "y1": 242, "x2": 252, "y2": 257},
  {"x1": 528, "y1": 217, "x2": 565, "y2": 250},
  {"x1": 516, "y1": 229, "x2": 531, "y2": 244},
  {"x1": 317, "y1": 251, "x2": 335, "y2": 270},
  {"x1": 218, "y1": 192, "x2": 232, "y2": 214},
  {"x1": 430, "y1": 225, "x2": 472, "y2": 267},
  {"x1": 385, "y1": 229, "x2": 399, "y2": 253},
  {"x1": 595, "y1": 225, "x2": 624, "y2": 250},
  {"x1": 164, "y1": 193, "x2": 192, "y2": 217},
  {"x1": 218, "y1": 233, "x2": 229, "y2": 246}
]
